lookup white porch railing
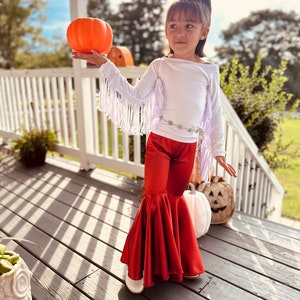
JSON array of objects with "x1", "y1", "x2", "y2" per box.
[{"x1": 0, "y1": 66, "x2": 284, "y2": 221}]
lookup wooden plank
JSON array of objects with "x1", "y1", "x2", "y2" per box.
[
  {"x1": 2, "y1": 162, "x2": 206, "y2": 299},
  {"x1": 0, "y1": 191, "x2": 126, "y2": 279},
  {"x1": 181, "y1": 272, "x2": 260, "y2": 300},
  {"x1": 143, "y1": 280, "x2": 206, "y2": 299},
  {"x1": 199, "y1": 234, "x2": 300, "y2": 290},
  {"x1": 225, "y1": 215, "x2": 300, "y2": 252},
  {"x1": 0, "y1": 173, "x2": 204, "y2": 299},
  {"x1": 199, "y1": 276, "x2": 260, "y2": 300},
  {"x1": 0, "y1": 233, "x2": 89, "y2": 300},
  {"x1": 200, "y1": 251, "x2": 300, "y2": 300},
  {"x1": 19, "y1": 248, "x2": 90, "y2": 300},
  {"x1": 2, "y1": 155, "x2": 300, "y2": 300},
  {"x1": 207, "y1": 225, "x2": 300, "y2": 269},
  {"x1": 0, "y1": 164, "x2": 137, "y2": 292},
  {"x1": 1, "y1": 155, "x2": 142, "y2": 200},
  {"x1": 2, "y1": 173, "x2": 264, "y2": 299},
  {"x1": 75, "y1": 269, "x2": 148, "y2": 300},
  {"x1": 1, "y1": 168, "x2": 134, "y2": 250},
  {"x1": 0, "y1": 203, "x2": 99, "y2": 282},
  {"x1": 3, "y1": 156, "x2": 136, "y2": 198},
  {"x1": 232, "y1": 211, "x2": 300, "y2": 240},
  {"x1": 46, "y1": 156, "x2": 143, "y2": 196},
  {"x1": 3, "y1": 158, "x2": 141, "y2": 221}
]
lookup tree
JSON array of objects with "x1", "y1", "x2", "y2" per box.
[
  {"x1": 0, "y1": 0, "x2": 46, "y2": 69},
  {"x1": 15, "y1": 37, "x2": 72, "y2": 68},
  {"x1": 87, "y1": 0, "x2": 113, "y2": 21},
  {"x1": 115, "y1": 0, "x2": 166, "y2": 65},
  {"x1": 215, "y1": 10, "x2": 300, "y2": 107},
  {"x1": 87, "y1": 0, "x2": 166, "y2": 65},
  {"x1": 220, "y1": 54, "x2": 294, "y2": 152}
]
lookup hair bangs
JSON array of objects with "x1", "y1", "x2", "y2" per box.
[{"x1": 166, "y1": 1, "x2": 203, "y2": 24}]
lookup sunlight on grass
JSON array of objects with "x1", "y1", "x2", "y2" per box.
[{"x1": 268, "y1": 117, "x2": 300, "y2": 220}]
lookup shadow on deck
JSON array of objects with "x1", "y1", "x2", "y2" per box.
[{"x1": 0, "y1": 155, "x2": 299, "y2": 300}]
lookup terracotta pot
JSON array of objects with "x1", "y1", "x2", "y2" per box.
[{"x1": 0, "y1": 251, "x2": 32, "y2": 300}]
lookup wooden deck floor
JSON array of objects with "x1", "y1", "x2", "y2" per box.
[{"x1": 0, "y1": 155, "x2": 299, "y2": 300}]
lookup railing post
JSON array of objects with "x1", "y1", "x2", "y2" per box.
[
  {"x1": 69, "y1": 0, "x2": 96, "y2": 170},
  {"x1": 267, "y1": 174, "x2": 285, "y2": 221}
]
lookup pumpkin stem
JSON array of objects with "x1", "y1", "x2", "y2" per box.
[{"x1": 188, "y1": 183, "x2": 196, "y2": 194}]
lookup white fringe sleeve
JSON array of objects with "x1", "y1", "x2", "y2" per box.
[
  {"x1": 98, "y1": 60, "x2": 164, "y2": 135},
  {"x1": 198, "y1": 68, "x2": 226, "y2": 183},
  {"x1": 198, "y1": 91, "x2": 213, "y2": 183}
]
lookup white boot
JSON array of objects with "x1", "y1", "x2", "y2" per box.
[
  {"x1": 183, "y1": 274, "x2": 200, "y2": 280},
  {"x1": 125, "y1": 273, "x2": 144, "y2": 294}
]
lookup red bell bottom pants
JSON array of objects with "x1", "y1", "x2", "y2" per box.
[{"x1": 121, "y1": 132, "x2": 205, "y2": 287}]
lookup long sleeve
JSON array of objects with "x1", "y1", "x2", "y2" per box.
[
  {"x1": 208, "y1": 69, "x2": 226, "y2": 158},
  {"x1": 199, "y1": 67, "x2": 226, "y2": 182},
  {"x1": 98, "y1": 59, "x2": 164, "y2": 135}
]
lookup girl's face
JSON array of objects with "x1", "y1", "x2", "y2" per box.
[{"x1": 166, "y1": 12, "x2": 209, "y2": 61}]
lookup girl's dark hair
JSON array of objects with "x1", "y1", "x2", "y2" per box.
[{"x1": 166, "y1": 0, "x2": 212, "y2": 57}]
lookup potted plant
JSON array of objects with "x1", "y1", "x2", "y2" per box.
[
  {"x1": 10, "y1": 128, "x2": 57, "y2": 168},
  {"x1": 0, "y1": 243, "x2": 32, "y2": 299}
]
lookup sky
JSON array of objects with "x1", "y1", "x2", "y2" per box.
[{"x1": 41, "y1": 0, "x2": 299, "y2": 56}]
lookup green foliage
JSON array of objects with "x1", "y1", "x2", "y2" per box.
[
  {"x1": 264, "y1": 129, "x2": 293, "y2": 169},
  {"x1": 15, "y1": 41, "x2": 72, "y2": 68},
  {"x1": 129, "y1": 135, "x2": 146, "y2": 165},
  {"x1": 10, "y1": 128, "x2": 57, "y2": 167},
  {"x1": 11, "y1": 128, "x2": 57, "y2": 155},
  {"x1": 0, "y1": 0, "x2": 47, "y2": 69},
  {"x1": 0, "y1": 0, "x2": 72, "y2": 69},
  {"x1": 215, "y1": 9, "x2": 300, "y2": 108},
  {"x1": 268, "y1": 117, "x2": 300, "y2": 220},
  {"x1": 217, "y1": 9, "x2": 299, "y2": 66},
  {"x1": 88, "y1": 0, "x2": 113, "y2": 21},
  {"x1": 220, "y1": 54, "x2": 293, "y2": 152}
]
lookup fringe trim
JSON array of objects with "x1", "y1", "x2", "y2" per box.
[
  {"x1": 197, "y1": 91, "x2": 213, "y2": 183},
  {"x1": 199, "y1": 127, "x2": 213, "y2": 184},
  {"x1": 99, "y1": 76, "x2": 164, "y2": 135}
]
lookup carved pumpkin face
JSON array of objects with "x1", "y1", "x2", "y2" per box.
[{"x1": 198, "y1": 176, "x2": 235, "y2": 224}]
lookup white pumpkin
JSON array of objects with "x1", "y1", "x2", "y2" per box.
[{"x1": 183, "y1": 183, "x2": 212, "y2": 238}]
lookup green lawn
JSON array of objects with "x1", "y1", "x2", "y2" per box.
[{"x1": 268, "y1": 117, "x2": 300, "y2": 220}]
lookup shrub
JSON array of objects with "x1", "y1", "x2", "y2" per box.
[{"x1": 220, "y1": 54, "x2": 293, "y2": 152}]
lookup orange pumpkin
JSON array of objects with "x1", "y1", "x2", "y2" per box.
[
  {"x1": 66, "y1": 18, "x2": 113, "y2": 54},
  {"x1": 107, "y1": 46, "x2": 134, "y2": 67}
]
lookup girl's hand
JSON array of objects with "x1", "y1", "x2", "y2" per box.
[
  {"x1": 215, "y1": 156, "x2": 237, "y2": 177},
  {"x1": 72, "y1": 50, "x2": 107, "y2": 67}
]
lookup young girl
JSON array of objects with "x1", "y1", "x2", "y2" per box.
[{"x1": 73, "y1": 0, "x2": 236, "y2": 294}]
